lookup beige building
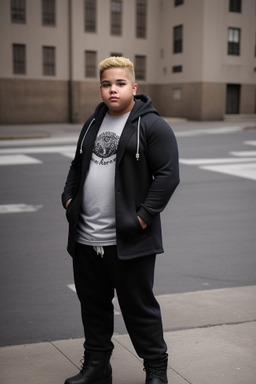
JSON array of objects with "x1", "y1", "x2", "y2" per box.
[{"x1": 0, "y1": 0, "x2": 255, "y2": 123}]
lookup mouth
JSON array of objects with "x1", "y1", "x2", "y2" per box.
[{"x1": 109, "y1": 97, "x2": 119, "y2": 101}]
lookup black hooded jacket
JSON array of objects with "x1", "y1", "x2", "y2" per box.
[{"x1": 62, "y1": 94, "x2": 179, "y2": 259}]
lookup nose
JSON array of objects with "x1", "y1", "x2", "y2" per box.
[{"x1": 110, "y1": 84, "x2": 117, "y2": 93}]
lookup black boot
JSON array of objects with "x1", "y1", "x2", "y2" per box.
[
  {"x1": 64, "y1": 350, "x2": 112, "y2": 384},
  {"x1": 144, "y1": 358, "x2": 168, "y2": 384}
]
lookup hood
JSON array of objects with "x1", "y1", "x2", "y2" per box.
[{"x1": 131, "y1": 94, "x2": 159, "y2": 122}]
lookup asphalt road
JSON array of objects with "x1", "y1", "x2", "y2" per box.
[{"x1": 0, "y1": 121, "x2": 255, "y2": 347}]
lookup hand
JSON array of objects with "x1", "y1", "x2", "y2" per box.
[
  {"x1": 65, "y1": 199, "x2": 72, "y2": 209},
  {"x1": 137, "y1": 216, "x2": 147, "y2": 230}
]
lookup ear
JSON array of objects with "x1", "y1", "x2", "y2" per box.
[{"x1": 132, "y1": 83, "x2": 138, "y2": 95}]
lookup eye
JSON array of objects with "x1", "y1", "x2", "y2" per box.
[
  {"x1": 118, "y1": 82, "x2": 126, "y2": 86},
  {"x1": 102, "y1": 83, "x2": 110, "y2": 88}
]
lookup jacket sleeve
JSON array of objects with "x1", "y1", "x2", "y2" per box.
[
  {"x1": 137, "y1": 117, "x2": 180, "y2": 225},
  {"x1": 61, "y1": 125, "x2": 86, "y2": 209}
]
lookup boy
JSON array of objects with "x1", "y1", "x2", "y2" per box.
[{"x1": 62, "y1": 57, "x2": 179, "y2": 384}]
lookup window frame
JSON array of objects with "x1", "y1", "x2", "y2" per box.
[
  {"x1": 11, "y1": 0, "x2": 26, "y2": 24},
  {"x1": 42, "y1": 0, "x2": 56, "y2": 26},
  {"x1": 136, "y1": 0, "x2": 147, "y2": 39},
  {"x1": 229, "y1": 0, "x2": 242, "y2": 13},
  {"x1": 174, "y1": 0, "x2": 184, "y2": 6},
  {"x1": 173, "y1": 25, "x2": 183, "y2": 54},
  {"x1": 110, "y1": 0, "x2": 122, "y2": 36},
  {"x1": 135, "y1": 55, "x2": 146, "y2": 81},
  {"x1": 85, "y1": 50, "x2": 97, "y2": 78},
  {"x1": 228, "y1": 27, "x2": 241, "y2": 56},
  {"x1": 85, "y1": 0, "x2": 97, "y2": 33},
  {"x1": 43, "y1": 46, "x2": 56, "y2": 76},
  {"x1": 13, "y1": 44, "x2": 26, "y2": 74}
]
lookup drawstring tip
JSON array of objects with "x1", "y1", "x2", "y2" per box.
[{"x1": 136, "y1": 154, "x2": 140, "y2": 161}]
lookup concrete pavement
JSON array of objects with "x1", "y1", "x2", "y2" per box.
[
  {"x1": 1, "y1": 285, "x2": 256, "y2": 384},
  {"x1": 1, "y1": 122, "x2": 256, "y2": 383}
]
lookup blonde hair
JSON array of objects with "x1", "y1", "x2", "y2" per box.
[{"x1": 99, "y1": 57, "x2": 135, "y2": 83}]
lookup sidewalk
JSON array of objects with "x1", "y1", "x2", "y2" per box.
[
  {"x1": 1, "y1": 119, "x2": 255, "y2": 142},
  {"x1": 1, "y1": 285, "x2": 256, "y2": 384}
]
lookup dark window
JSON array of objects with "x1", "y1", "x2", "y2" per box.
[
  {"x1": 110, "y1": 53, "x2": 123, "y2": 57},
  {"x1": 172, "y1": 65, "x2": 182, "y2": 73},
  {"x1": 136, "y1": 0, "x2": 147, "y2": 38},
  {"x1": 85, "y1": 50, "x2": 97, "y2": 77},
  {"x1": 226, "y1": 84, "x2": 240, "y2": 114},
  {"x1": 13, "y1": 44, "x2": 26, "y2": 74},
  {"x1": 111, "y1": 0, "x2": 122, "y2": 35},
  {"x1": 228, "y1": 27, "x2": 241, "y2": 55},
  {"x1": 85, "y1": 0, "x2": 97, "y2": 32},
  {"x1": 135, "y1": 55, "x2": 146, "y2": 80},
  {"x1": 174, "y1": 0, "x2": 184, "y2": 6},
  {"x1": 173, "y1": 25, "x2": 183, "y2": 53},
  {"x1": 229, "y1": 0, "x2": 242, "y2": 12},
  {"x1": 43, "y1": 46, "x2": 56, "y2": 76},
  {"x1": 11, "y1": 0, "x2": 26, "y2": 23},
  {"x1": 42, "y1": 0, "x2": 56, "y2": 26}
]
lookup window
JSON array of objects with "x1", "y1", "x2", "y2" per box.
[
  {"x1": 136, "y1": 0, "x2": 147, "y2": 38},
  {"x1": 173, "y1": 88, "x2": 181, "y2": 101},
  {"x1": 42, "y1": 0, "x2": 56, "y2": 26},
  {"x1": 43, "y1": 46, "x2": 56, "y2": 76},
  {"x1": 172, "y1": 65, "x2": 182, "y2": 73},
  {"x1": 13, "y1": 44, "x2": 26, "y2": 74},
  {"x1": 111, "y1": 0, "x2": 122, "y2": 35},
  {"x1": 228, "y1": 27, "x2": 241, "y2": 55},
  {"x1": 110, "y1": 53, "x2": 122, "y2": 57},
  {"x1": 173, "y1": 25, "x2": 183, "y2": 53},
  {"x1": 135, "y1": 55, "x2": 146, "y2": 80},
  {"x1": 85, "y1": 50, "x2": 97, "y2": 77},
  {"x1": 174, "y1": 0, "x2": 184, "y2": 6},
  {"x1": 85, "y1": 0, "x2": 97, "y2": 32},
  {"x1": 255, "y1": 32, "x2": 256, "y2": 57},
  {"x1": 11, "y1": 0, "x2": 26, "y2": 23},
  {"x1": 229, "y1": 0, "x2": 242, "y2": 12}
]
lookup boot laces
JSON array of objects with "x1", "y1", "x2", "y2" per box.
[{"x1": 144, "y1": 363, "x2": 167, "y2": 380}]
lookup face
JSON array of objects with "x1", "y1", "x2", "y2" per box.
[{"x1": 100, "y1": 68, "x2": 138, "y2": 116}]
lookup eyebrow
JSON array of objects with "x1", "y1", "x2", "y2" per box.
[{"x1": 101, "y1": 78, "x2": 127, "y2": 83}]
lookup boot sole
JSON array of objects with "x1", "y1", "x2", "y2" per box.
[{"x1": 95, "y1": 377, "x2": 112, "y2": 384}]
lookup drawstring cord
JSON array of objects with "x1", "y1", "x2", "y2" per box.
[
  {"x1": 80, "y1": 118, "x2": 96, "y2": 154},
  {"x1": 136, "y1": 116, "x2": 141, "y2": 161}
]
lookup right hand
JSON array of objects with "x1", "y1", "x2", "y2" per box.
[{"x1": 65, "y1": 199, "x2": 72, "y2": 209}]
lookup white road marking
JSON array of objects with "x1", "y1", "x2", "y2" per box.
[
  {"x1": 0, "y1": 145, "x2": 76, "y2": 155},
  {"x1": 0, "y1": 154, "x2": 42, "y2": 166},
  {"x1": 0, "y1": 204, "x2": 42, "y2": 214},
  {"x1": 231, "y1": 151, "x2": 256, "y2": 157},
  {"x1": 0, "y1": 145, "x2": 76, "y2": 165},
  {"x1": 67, "y1": 284, "x2": 121, "y2": 315},
  {"x1": 200, "y1": 163, "x2": 256, "y2": 181},
  {"x1": 180, "y1": 141, "x2": 256, "y2": 181},
  {"x1": 179, "y1": 157, "x2": 256, "y2": 165},
  {"x1": 175, "y1": 126, "x2": 242, "y2": 137}
]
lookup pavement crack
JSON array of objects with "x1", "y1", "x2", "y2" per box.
[
  {"x1": 50, "y1": 341, "x2": 80, "y2": 369},
  {"x1": 164, "y1": 319, "x2": 256, "y2": 333}
]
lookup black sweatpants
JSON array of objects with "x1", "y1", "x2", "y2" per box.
[{"x1": 73, "y1": 243, "x2": 167, "y2": 361}]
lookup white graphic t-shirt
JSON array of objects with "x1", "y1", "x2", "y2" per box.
[{"x1": 76, "y1": 111, "x2": 130, "y2": 246}]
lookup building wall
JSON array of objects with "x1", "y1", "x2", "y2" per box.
[
  {"x1": 0, "y1": 0, "x2": 255, "y2": 123},
  {"x1": 0, "y1": 79, "x2": 69, "y2": 123}
]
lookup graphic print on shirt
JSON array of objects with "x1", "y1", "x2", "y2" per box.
[{"x1": 92, "y1": 131, "x2": 119, "y2": 165}]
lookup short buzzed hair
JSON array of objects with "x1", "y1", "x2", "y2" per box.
[{"x1": 99, "y1": 57, "x2": 136, "y2": 84}]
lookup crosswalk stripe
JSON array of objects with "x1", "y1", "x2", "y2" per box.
[
  {"x1": 0, "y1": 204, "x2": 42, "y2": 214},
  {"x1": 0, "y1": 154, "x2": 42, "y2": 166}
]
